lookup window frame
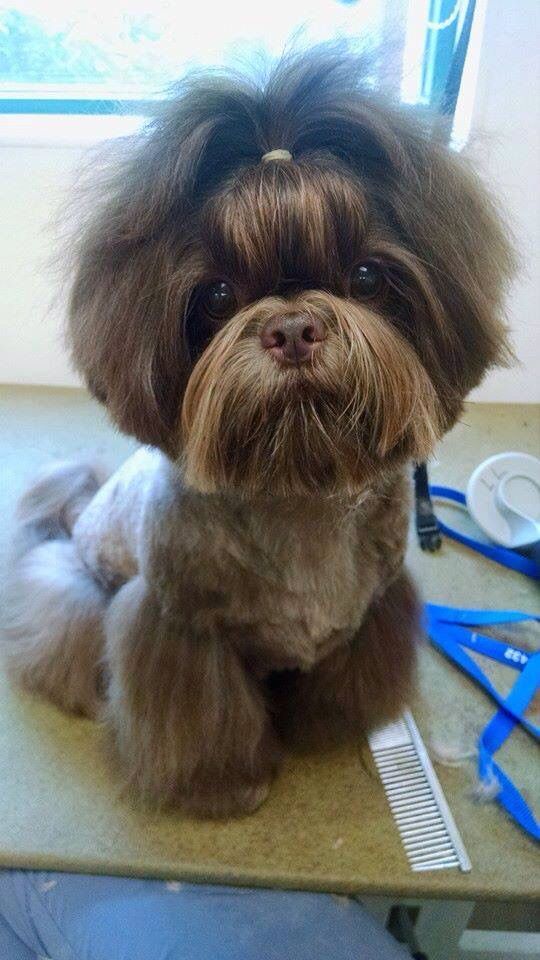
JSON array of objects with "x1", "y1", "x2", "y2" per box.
[{"x1": 0, "y1": 2, "x2": 463, "y2": 117}]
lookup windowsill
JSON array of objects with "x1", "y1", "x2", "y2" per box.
[{"x1": 0, "y1": 113, "x2": 146, "y2": 148}]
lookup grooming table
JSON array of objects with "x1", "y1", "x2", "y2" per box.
[{"x1": 0, "y1": 389, "x2": 538, "y2": 917}]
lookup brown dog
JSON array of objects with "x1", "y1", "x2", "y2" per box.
[{"x1": 2, "y1": 44, "x2": 514, "y2": 817}]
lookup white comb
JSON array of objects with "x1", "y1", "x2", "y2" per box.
[{"x1": 368, "y1": 710, "x2": 471, "y2": 872}]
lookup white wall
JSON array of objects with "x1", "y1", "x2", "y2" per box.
[
  {"x1": 0, "y1": 0, "x2": 539, "y2": 400},
  {"x1": 0, "y1": 144, "x2": 80, "y2": 387},
  {"x1": 465, "y1": 0, "x2": 540, "y2": 402}
]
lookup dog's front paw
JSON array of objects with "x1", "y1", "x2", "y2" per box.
[{"x1": 181, "y1": 778, "x2": 272, "y2": 819}]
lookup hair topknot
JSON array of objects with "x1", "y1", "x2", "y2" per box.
[{"x1": 137, "y1": 41, "x2": 418, "y2": 211}]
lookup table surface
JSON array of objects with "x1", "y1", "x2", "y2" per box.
[{"x1": 0, "y1": 386, "x2": 538, "y2": 902}]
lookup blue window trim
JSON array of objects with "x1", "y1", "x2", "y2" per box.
[
  {"x1": 0, "y1": 97, "x2": 154, "y2": 115},
  {"x1": 422, "y1": 0, "x2": 460, "y2": 109}
]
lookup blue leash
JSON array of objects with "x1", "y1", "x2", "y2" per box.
[
  {"x1": 425, "y1": 603, "x2": 540, "y2": 841},
  {"x1": 429, "y1": 485, "x2": 540, "y2": 579}
]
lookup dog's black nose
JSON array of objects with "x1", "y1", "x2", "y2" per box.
[{"x1": 260, "y1": 314, "x2": 325, "y2": 366}]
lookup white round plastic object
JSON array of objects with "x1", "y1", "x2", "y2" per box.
[{"x1": 466, "y1": 452, "x2": 540, "y2": 549}]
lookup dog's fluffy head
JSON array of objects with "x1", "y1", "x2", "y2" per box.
[{"x1": 68, "y1": 44, "x2": 514, "y2": 496}]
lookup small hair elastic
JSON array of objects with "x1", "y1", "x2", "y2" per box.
[{"x1": 261, "y1": 149, "x2": 293, "y2": 163}]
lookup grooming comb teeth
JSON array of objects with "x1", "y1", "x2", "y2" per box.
[{"x1": 368, "y1": 711, "x2": 471, "y2": 873}]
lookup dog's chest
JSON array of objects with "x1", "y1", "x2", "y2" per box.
[
  {"x1": 73, "y1": 449, "x2": 404, "y2": 675},
  {"x1": 192, "y1": 500, "x2": 381, "y2": 673}
]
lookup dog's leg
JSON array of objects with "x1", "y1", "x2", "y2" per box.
[
  {"x1": 104, "y1": 576, "x2": 280, "y2": 817},
  {"x1": 277, "y1": 572, "x2": 422, "y2": 747},
  {"x1": 2, "y1": 462, "x2": 107, "y2": 718}
]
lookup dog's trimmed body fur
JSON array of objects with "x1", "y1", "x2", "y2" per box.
[
  {"x1": 2, "y1": 44, "x2": 514, "y2": 816},
  {"x1": 74, "y1": 448, "x2": 411, "y2": 676},
  {"x1": 4, "y1": 448, "x2": 416, "y2": 815}
]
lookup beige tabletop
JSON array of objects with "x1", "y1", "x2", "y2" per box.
[{"x1": 0, "y1": 387, "x2": 538, "y2": 902}]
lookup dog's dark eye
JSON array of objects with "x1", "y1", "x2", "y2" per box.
[
  {"x1": 350, "y1": 260, "x2": 384, "y2": 300},
  {"x1": 201, "y1": 281, "x2": 237, "y2": 320}
]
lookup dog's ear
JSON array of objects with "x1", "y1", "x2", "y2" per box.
[
  {"x1": 65, "y1": 72, "x2": 268, "y2": 449},
  {"x1": 66, "y1": 125, "x2": 213, "y2": 451},
  {"x1": 381, "y1": 122, "x2": 516, "y2": 414}
]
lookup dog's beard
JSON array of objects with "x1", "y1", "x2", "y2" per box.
[{"x1": 181, "y1": 292, "x2": 442, "y2": 497}]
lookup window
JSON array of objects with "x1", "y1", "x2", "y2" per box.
[{"x1": 0, "y1": 0, "x2": 466, "y2": 114}]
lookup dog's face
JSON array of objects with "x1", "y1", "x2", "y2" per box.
[
  {"x1": 68, "y1": 46, "x2": 514, "y2": 497},
  {"x1": 181, "y1": 163, "x2": 447, "y2": 495}
]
